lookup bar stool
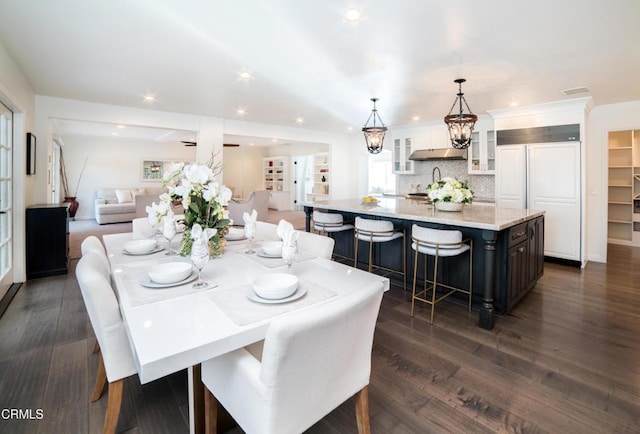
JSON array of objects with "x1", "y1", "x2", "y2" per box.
[
  {"x1": 312, "y1": 210, "x2": 354, "y2": 261},
  {"x1": 410, "y1": 224, "x2": 473, "y2": 324},
  {"x1": 354, "y1": 216, "x2": 406, "y2": 291}
]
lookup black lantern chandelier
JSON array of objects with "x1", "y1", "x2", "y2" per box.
[
  {"x1": 362, "y1": 98, "x2": 387, "y2": 154},
  {"x1": 444, "y1": 78, "x2": 477, "y2": 149}
]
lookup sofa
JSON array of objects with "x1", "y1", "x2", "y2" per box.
[{"x1": 94, "y1": 187, "x2": 164, "y2": 224}]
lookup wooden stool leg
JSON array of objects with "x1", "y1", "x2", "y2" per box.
[
  {"x1": 92, "y1": 339, "x2": 100, "y2": 353},
  {"x1": 103, "y1": 379, "x2": 123, "y2": 434},
  {"x1": 204, "y1": 388, "x2": 219, "y2": 434},
  {"x1": 355, "y1": 386, "x2": 371, "y2": 434},
  {"x1": 92, "y1": 353, "x2": 107, "y2": 402},
  {"x1": 411, "y1": 246, "x2": 419, "y2": 317}
]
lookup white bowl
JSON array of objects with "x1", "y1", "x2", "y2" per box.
[
  {"x1": 252, "y1": 273, "x2": 299, "y2": 300},
  {"x1": 226, "y1": 227, "x2": 245, "y2": 240},
  {"x1": 261, "y1": 241, "x2": 283, "y2": 256},
  {"x1": 124, "y1": 239, "x2": 157, "y2": 254},
  {"x1": 148, "y1": 262, "x2": 193, "y2": 284}
]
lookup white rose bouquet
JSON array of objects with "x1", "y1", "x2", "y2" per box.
[{"x1": 426, "y1": 177, "x2": 473, "y2": 204}]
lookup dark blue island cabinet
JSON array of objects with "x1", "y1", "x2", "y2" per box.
[
  {"x1": 303, "y1": 198, "x2": 545, "y2": 330},
  {"x1": 26, "y1": 204, "x2": 69, "y2": 279}
]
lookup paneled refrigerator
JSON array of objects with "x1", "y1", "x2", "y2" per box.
[{"x1": 496, "y1": 141, "x2": 582, "y2": 265}]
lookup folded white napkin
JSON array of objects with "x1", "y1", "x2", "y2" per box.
[
  {"x1": 243, "y1": 209, "x2": 258, "y2": 226},
  {"x1": 191, "y1": 223, "x2": 218, "y2": 248},
  {"x1": 277, "y1": 219, "x2": 298, "y2": 245}
]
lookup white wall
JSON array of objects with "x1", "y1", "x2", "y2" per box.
[
  {"x1": 61, "y1": 135, "x2": 196, "y2": 220},
  {"x1": 222, "y1": 145, "x2": 268, "y2": 199},
  {"x1": 0, "y1": 41, "x2": 35, "y2": 285},
  {"x1": 587, "y1": 100, "x2": 640, "y2": 263}
]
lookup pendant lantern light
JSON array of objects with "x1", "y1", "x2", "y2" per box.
[
  {"x1": 362, "y1": 98, "x2": 387, "y2": 154},
  {"x1": 444, "y1": 78, "x2": 477, "y2": 149}
]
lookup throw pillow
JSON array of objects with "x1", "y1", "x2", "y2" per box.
[
  {"x1": 115, "y1": 189, "x2": 133, "y2": 204},
  {"x1": 131, "y1": 188, "x2": 147, "y2": 198}
]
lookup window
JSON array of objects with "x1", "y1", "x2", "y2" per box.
[{"x1": 368, "y1": 149, "x2": 395, "y2": 195}]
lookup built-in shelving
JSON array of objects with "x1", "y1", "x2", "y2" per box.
[
  {"x1": 607, "y1": 130, "x2": 640, "y2": 245},
  {"x1": 307, "y1": 152, "x2": 330, "y2": 202},
  {"x1": 263, "y1": 156, "x2": 291, "y2": 210}
]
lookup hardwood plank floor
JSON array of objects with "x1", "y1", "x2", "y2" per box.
[{"x1": 1, "y1": 244, "x2": 639, "y2": 433}]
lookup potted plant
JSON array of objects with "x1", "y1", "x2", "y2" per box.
[{"x1": 426, "y1": 177, "x2": 473, "y2": 211}]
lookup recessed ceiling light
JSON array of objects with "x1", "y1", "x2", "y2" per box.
[
  {"x1": 238, "y1": 71, "x2": 252, "y2": 80},
  {"x1": 249, "y1": 143, "x2": 254, "y2": 146},
  {"x1": 111, "y1": 132, "x2": 119, "y2": 136},
  {"x1": 117, "y1": 125, "x2": 125, "y2": 129},
  {"x1": 345, "y1": 8, "x2": 361, "y2": 22},
  {"x1": 347, "y1": 126, "x2": 353, "y2": 131},
  {"x1": 236, "y1": 108, "x2": 246, "y2": 116},
  {"x1": 295, "y1": 117, "x2": 304, "y2": 124},
  {"x1": 412, "y1": 116, "x2": 420, "y2": 121},
  {"x1": 143, "y1": 94, "x2": 156, "y2": 102},
  {"x1": 271, "y1": 139, "x2": 278, "y2": 142},
  {"x1": 510, "y1": 102, "x2": 519, "y2": 107}
]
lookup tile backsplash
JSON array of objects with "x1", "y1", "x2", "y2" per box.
[{"x1": 396, "y1": 160, "x2": 495, "y2": 200}]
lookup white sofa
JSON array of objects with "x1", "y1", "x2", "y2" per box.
[{"x1": 94, "y1": 187, "x2": 164, "y2": 224}]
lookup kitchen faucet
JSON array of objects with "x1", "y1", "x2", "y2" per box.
[{"x1": 432, "y1": 166, "x2": 441, "y2": 183}]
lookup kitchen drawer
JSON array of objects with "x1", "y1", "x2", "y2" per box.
[{"x1": 509, "y1": 222, "x2": 528, "y2": 247}]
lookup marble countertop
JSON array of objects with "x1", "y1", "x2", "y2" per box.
[{"x1": 303, "y1": 198, "x2": 544, "y2": 231}]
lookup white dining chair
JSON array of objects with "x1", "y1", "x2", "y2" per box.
[
  {"x1": 255, "y1": 221, "x2": 280, "y2": 241},
  {"x1": 76, "y1": 252, "x2": 138, "y2": 434},
  {"x1": 80, "y1": 235, "x2": 110, "y2": 275},
  {"x1": 296, "y1": 229, "x2": 335, "y2": 260},
  {"x1": 132, "y1": 217, "x2": 155, "y2": 239},
  {"x1": 201, "y1": 282, "x2": 385, "y2": 434}
]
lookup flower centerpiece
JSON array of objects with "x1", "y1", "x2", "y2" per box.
[
  {"x1": 426, "y1": 176, "x2": 473, "y2": 211},
  {"x1": 148, "y1": 162, "x2": 232, "y2": 256}
]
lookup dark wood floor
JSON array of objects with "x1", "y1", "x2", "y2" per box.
[{"x1": 1, "y1": 244, "x2": 639, "y2": 433}]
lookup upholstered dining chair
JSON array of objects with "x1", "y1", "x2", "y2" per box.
[
  {"x1": 227, "y1": 190, "x2": 270, "y2": 225},
  {"x1": 80, "y1": 235, "x2": 110, "y2": 275},
  {"x1": 255, "y1": 221, "x2": 280, "y2": 241},
  {"x1": 296, "y1": 229, "x2": 335, "y2": 260},
  {"x1": 76, "y1": 252, "x2": 138, "y2": 434},
  {"x1": 201, "y1": 282, "x2": 385, "y2": 434}
]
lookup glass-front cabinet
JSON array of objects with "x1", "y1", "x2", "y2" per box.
[
  {"x1": 392, "y1": 137, "x2": 414, "y2": 174},
  {"x1": 468, "y1": 129, "x2": 495, "y2": 174}
]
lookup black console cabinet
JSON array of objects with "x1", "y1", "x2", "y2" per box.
[{"x1": 26, "y1": 204, "x2": 69, "y2": 279}]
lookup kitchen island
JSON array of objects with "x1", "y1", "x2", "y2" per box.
[{"x1": 303, "y1": 198, "x2": 545, "y2": 330}]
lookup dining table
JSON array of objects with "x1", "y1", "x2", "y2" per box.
[{"x1": 102, "y1": 231, "x2": 390, "y2": 434}]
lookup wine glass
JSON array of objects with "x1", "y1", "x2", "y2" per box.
[
  {"x1": 190, "y1": 243, "x2": 210, "y2": 289},
  {"x1": 281, "y1": 239, "x2": 298, "y2": 272},
  {"x1": 244, "y1": 222, "x2": 256, "y2": 254},
  {"x1": 162, "y1": 217, "x2": 177, "y2": 255}
]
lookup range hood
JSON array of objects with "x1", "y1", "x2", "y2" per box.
[{"x1": 408, "y1": 148, "x2": 467, "y2": 161}]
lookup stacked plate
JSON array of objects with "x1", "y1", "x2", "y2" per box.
[
  {"x1": 123, "y1": 239, "x2": 159, "y2": 255},
  {"x1": 140, "y1": 262, "x2": 197, "y2": 288},
  {"x1": 226, "y1": 227, "x2": 245, "y2": 241},
  {"x1": 258, "y1": 241, "x2": 282, "y2": 258},
  {"x1": 247, "y1": 273, "x2": 306, "y2": 303}
]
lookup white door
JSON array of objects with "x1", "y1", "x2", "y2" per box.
[
  {"x1": 0, "y1": 102, "x2": 13, "y2": 299},
  {"x1": 496, "y1": 144, "x2": 526, "y2": 208},
  {"x1": 528, "y1": 142, "x2": 581, "y2": 261}
]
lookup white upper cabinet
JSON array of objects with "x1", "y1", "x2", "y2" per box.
[
  {"x1": 391, "y1": 124, "x2": 449, "y2": 175},
  {"x1": 468, "y1": 125, "x2": 496, "y2": 175},
  {"x1": 392, "y1": 137, "x2": 414, "y2": 174}
]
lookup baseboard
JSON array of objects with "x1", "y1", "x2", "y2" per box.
[{"x1": 0, "y1": 282, "x2": 22, "y2": 320}]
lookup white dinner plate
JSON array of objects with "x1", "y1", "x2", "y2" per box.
[
  {"x1": 257, "y1": 249, "x2": 281, "y2": 258},
  {"x1": 245, "y1": 285, "x2": 307, "y2": 304},
  {"x1": 139, "y1": 270, "x2": 198, "y2": 289},
  {"x1": 123, "y1": 246, "x2": 164, "y2": 256}
]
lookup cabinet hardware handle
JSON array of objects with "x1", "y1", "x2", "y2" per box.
[
  {"x1": 519, "y1": 247, "x2": 525, "y2": 252},
  {"x1": 515, "y1": 231, "x2": 525, "y2": 237}
]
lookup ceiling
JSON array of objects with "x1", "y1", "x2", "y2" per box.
[{"x1": 1, "y1": 0, "x2": 640, "y2": 139}]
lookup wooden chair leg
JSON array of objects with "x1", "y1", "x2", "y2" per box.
[
  {"x1": 354, "y1": 386, "x2": 371, "y2": 434},
  {"x1": 204, "y1": 388, "x2": 219, "y2": 434},
  {"x1": 103, "y1": 379, "x2": 123, "y2": 434},
  {"x1": 92, "y1": 339, "x2": 100, "y2": 353},
  {"x1": 92, "y1": 353, "x2": 107, "y2": 402}
]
